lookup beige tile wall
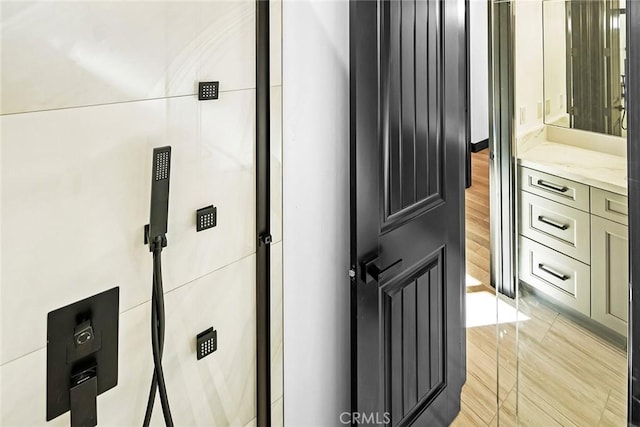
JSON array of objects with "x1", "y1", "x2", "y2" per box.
[{"x1": 0, "y1": 0, "x2": 283, "y2": 425}]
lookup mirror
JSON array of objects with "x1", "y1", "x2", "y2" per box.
[{"x1": 543, "y1": 0, "x2": 627, "y2": 136}]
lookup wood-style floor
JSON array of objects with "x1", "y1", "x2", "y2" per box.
[{"x1": 451, "y1": 150, "x2": 628, "y2": 426}]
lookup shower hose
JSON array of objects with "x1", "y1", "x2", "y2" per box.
[{"x1": 143, "y1": 235, "x2": 174, "y2": 427}]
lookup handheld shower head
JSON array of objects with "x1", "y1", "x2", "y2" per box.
[
  {"x1": 143, "y1": 146, "x2": 175, "y2": 426},
  {"x1": 148, "y1": 146, "x2": 171, "y2": 245}
]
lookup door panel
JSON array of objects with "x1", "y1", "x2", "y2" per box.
[
  {"x1": 384, "y1": 252, "x2": 445, "y2": 425},
  {"x1": 384, "y1": 0, "x2": 443, "y2": 226},
  {"x1": 350, "y1": 0, "x2": 466, "y2": 425}
]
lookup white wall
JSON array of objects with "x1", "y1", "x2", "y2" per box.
[
  {"x1": 515, "y1": 0, "x2": 545, "y2": 137},
  {"x1": 470, "y1": 0, "x2": 490, "y2": 144},
  {"x1": 621, "y1": 0, "x2": 627, "y2": 74},
  {"x1": 0, "y1": 2, "x2": 284, "y2": 425},
  {"x1": 282, "y1": 1, "x2": 351, "y2": 425},
  {"x1": 543, "y1": 0, "x2": 569, "y2": 124}
]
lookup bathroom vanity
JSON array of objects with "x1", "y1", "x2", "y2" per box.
[{"x1": 516, "y1": 127, "x2": 629, "y2": 336}]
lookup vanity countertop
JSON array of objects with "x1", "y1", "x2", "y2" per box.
[{"x1": 518, "y1": 141, "x2": 627, "y2": 196}]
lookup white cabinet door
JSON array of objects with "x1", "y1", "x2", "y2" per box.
[{"x1": 591, "y1": 215, "x2": 629, "y2": 336}]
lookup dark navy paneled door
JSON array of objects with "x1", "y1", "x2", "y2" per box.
[{"x1": 350, "y1": 0, "x2": 467, "y2": 425}]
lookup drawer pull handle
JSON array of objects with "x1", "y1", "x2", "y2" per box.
[
  {"x1": 537, "y1": 215, "x2": 569, "y2": 230},
  {"x1": 538, "y1": 263, "x2": 569, "y2": 281},
  {"x1": 537, "y1": 179, "x2": 568, "y2": 193}
]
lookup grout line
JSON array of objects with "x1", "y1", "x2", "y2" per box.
[
  {"x1": 460, "y1": 399, "x2": 492, "y2": 427},
  {"x1": 162, "y1": 250, "x2": 257, "y2": 297},
  {"x1": 488, "y1": 411, "x2": 496, "y2": 427},
  {"x1": 464, "y1": 372, "x2": 501, "y2": 425},
  {"x1": 492, "y1": 384, "x2": 517, "y2": 426},
  {"x1": 518, "y1": 364, "x2": 607, "y2": 426},
  {"x1": 518, "y1": 385, "x2": 574, "y2": 427},
  {"x1": 0, "y1": 86, "x2": 259, "y2": 117},
  {"x1": 596, "y1": 389, "x2": 613, "y2": 426},
  {"x1": 0, "y1": 250, "x2": 258, "y2": 368},
  {"x1": 0, "y1": 346, "x2": 45, "y2": 368},
  {"x1": 540, "y1": 311, "x2": 560, "y2": 343}
]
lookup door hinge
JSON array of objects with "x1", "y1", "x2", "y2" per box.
[{"x1": 349, "y1": 268, "x2": 356, "y2": 279}]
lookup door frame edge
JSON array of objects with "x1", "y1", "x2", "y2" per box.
[
  {"x1": 256, "y1": 1, "x2": 272, "y2": 426},
  {"x1": 627, "y1": 0, "x2": 640, "y2": 424}
]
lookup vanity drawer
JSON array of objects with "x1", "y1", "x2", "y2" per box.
[
  {"x1": 519, "y1": 236, "x2": 590, "y2": 316},
  {"x1": 519, "y1": 191, "x2": 591, "y2": 264},
  {"x1": 590, "y1": 187, "x2": 628, "y2": 226},
  {"x1": 518, "y1": 166, "x2": 590, "y2": 211}
]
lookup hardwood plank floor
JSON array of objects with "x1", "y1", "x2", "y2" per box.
[{"x1": 451, "y1": 150, "x2": 627, "y2": 426}]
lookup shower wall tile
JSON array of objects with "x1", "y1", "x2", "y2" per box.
[
  {"x1": 272, "y1": 397, "x2": 284, "y2": 427},
  {"x1": 0, "y1": 1, "x2": 255, "y2": 115},
  {"x1": 270, "y1": 0, "x2": 282, "y2": 87},
  {"x1": 1, "y1": 89, "x2": 255, "y2": 364},
  {"x1": 0, "y1": 255, "x2": 256, "y2": 427},
  {"x1": 145, "y1": 254, "x2": 256, "y2": 427},
  {"x1": 271, "y1": 85, "x2": 283, "y2": 244},
  {"x1": 0, "y1": 0, "x2": 282, "y2": 423}
]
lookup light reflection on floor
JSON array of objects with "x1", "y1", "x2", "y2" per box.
[
  {"x1": 466, "y1": 290, "x2": 529, "y2": 328},
  {"x1": 465, "y1": 273, "x2": 483, "y2": 287}
]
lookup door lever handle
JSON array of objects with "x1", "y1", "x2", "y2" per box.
[{"x1": 360, "y1": 257, "x2": 403, "y2": 283}]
